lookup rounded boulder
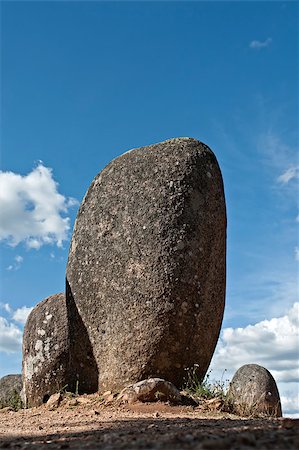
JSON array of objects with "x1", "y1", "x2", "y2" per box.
[
  {"x1": 22, "y1": 293, "x2": 98, "y2": 407},
  {"x1": 227, "y1": 364, "x2": 282, "y2": 417},
  {"x1": 66, "y1": 137, "x2": 226, "y2": 390}
]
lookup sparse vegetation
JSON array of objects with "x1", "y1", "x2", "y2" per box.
[
  {"x1": 59, "y1": 384, "x2": 69, "y2": 395},
  {"x1": 183, "y1": 365, "x2": 229, "y2": 401},
  {"x1": 58, "y1": 384, "x2": 76, "y2": 400},
  {"x1": 3, "y1": 389, "x2": 23, "y2": 411},
  {"x1": 230, "y1": 394, "x2": 282, "y2": 418},
  {"x1": 154, "y1": 390, "x2": 165, "y2": 401}
]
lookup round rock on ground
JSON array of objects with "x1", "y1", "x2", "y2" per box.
[
  {"x1": 0, "y1": 375, "x2": 22, "y2": 409},
  {"x1": 117, "y1": 378, "x2": 182, "y2": 404},
  {"x1": 227, "y1": 364, "x2": 282, "y2": 417},
  {"x1": 22, "y1": 293, "x2": 98, "y2": 407},
  {"x1": 66, "y1": 137, "x2": 227, "y2": 390}
]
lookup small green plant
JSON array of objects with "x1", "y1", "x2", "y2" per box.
[
  {"x1": 58, "y1": 384, "x2": 74, "y2": 399},
  {"x1": 59, "y1": 381, "x2": 80, "y2": 398},
  {"x1": 59, "y1": 384, "x2": 69, "y2": 394},
  {"x1": 154, "y1": 390, "x2": 165, "y2": 401},
  {"x1": 8, "y1": 390, "x2": 23, "y2": 411},
  {"x1": 183, "y1": 366, "x2": 229, "y2": 400}
]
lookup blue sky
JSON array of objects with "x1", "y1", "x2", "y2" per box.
[{"x1": 0, "y1": 1, "x2": 298, "y2": 416}]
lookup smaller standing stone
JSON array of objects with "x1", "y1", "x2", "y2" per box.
[
  {"x1": 22, "y1": 292, "x2": 99, "y2": 408},
  {"x1": 227, "y1": 364, "x2": 282, "y2": 417},
  {"x1": 0, "y1": 375, "x2": 22, "y2": 409},
  {"x1": 22, "y1": 293, "x2": 70, "y2": 407}
]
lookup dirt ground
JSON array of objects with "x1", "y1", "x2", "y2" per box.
[{"x1": 0, "y1": 394, "x2": 298, "y2": 450}]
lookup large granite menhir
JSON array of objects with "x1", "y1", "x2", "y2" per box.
[{"x1": 66, "y1": 137, "x2": 227, "y2": 390}]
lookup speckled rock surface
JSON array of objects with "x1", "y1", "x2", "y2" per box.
[
  {"x1": 0, "y1": 375, "x2": 22, "y2": 408},
  {"x1": 66, "y1": 137, "x2": 226, "y2": 390},
  {"x1": 227, "y1": 364, "x2": 282, "y2": 417},
  {"x1": 22, "y1": 293, "x2": 98, "y2": 407},
  {"x1": 117, "y1": 378, "x2": 182, "y2": 404},
  {"x1": 46, "y1": 392, "x2": 62, "y2": 410}
]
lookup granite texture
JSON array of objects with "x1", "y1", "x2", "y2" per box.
[
  {"x1": 117, "y1": 378, "x2": 182, "y2": 404},
  {"x1": 227, "y1": 364, "x2": 282, "y2": 417},
  {"x1": 66, "y1": 137, "x2": 226, "y2": 390},
  {"x1": 22, "y1": 293, "x2": 98, "y2": 407}
]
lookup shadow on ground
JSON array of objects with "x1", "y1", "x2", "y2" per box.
[{"x1": 1, "y1": 417, "x2": 298, "y2": 450}]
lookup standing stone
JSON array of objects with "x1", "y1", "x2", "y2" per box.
[
  {"x1": 22, "y1": 293, "x2": 98, "y2": 407},
  {"x1": 227, "y1": 364, "x2": 282, "y2": 417},
  {"x1": 0, "y1": 375, "x2": 22, "y2": 409},
  {"x1": 66, "y1": 137, "x2": 226, "y2": 390}
]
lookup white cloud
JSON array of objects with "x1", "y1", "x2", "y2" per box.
[
  {"x1": 0, "y1": 303, "x2": 12, "y2": 314},
  {"x1": 6, "y1": 255, "x2": 24, "y2": 271},
  {"x1": 211, "y1": 302, "x2": 299, "y2": 382},
  {"x1": 0, "y1": 163, "x2": 78, "y2": 249},
  {"x1": 0, "y1": 303, "x2": 33, "y2": 354},
  {"x1": 12, "y1": 306, "x2": 33, "y2": 325},
  {"x1": 249, "y1": 38, "x2": 272, "y2": 49},
  {"x1": 280, "y1": 391, "x2": 299, "y2": 416},
  {"x1": 277, "y1": 166, "x2": 299, "y2": 184},
  {"x1": 295, "y1": 247, "x2": 299, "y2": 261},
  {"x1": 209, "y1": 303, "x2": 299, "y2": 415},
  {"x1": 285, "y1": 413, "x2": 299, "y2": 419},
  {"x1": 0, "y1": 316, "x2": 22, "y2": 353},
  {"x1": 258, "y1": 131, "x2": 296, "y2": 171},
  {"x1": 258, "y1": 131, "x2": 298, "y2": 228}
]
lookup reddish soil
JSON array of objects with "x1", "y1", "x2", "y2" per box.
[{"x1": 0, "y1": 395, "x2": 298, "y2": 449}]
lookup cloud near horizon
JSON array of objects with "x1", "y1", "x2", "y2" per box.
[
  {"x1": 0, "y1": 304, "x2": 33, "y2": 354},
  {"x1": 209, "y1": 302, "x2": 299, "y2": 416},
  {"x1": 0, "y1": 317, "x2": 23, "y2": 353},
  {"x1": 12, "y1": 306, "x2": 33, "y2": 325},
  {"x1": 0, "y1": 164, "x2": 78, "y2": 249},
  {"x1": 211, "y1": 302, "x2": 299, "y2": 384}
]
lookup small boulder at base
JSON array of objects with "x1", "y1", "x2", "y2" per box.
[
  {"x1": 46, "y1": 392, "x2": 62, "y2": 410},
  {"x1": 117, "y1": 378, "x2": 182, "y2": 404},
  {"x1": 227, "y1": 364, "x2": 282, "y2": 417},
  {"x1": 22, "y1": 293, "x2": 98, "y2": 407},
  {"x1": 66, "y1": 137, "x2": 226, "y2": 390},
  {"x1": 0, "y1": 374, "x2": 22, "y2": 409}
]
